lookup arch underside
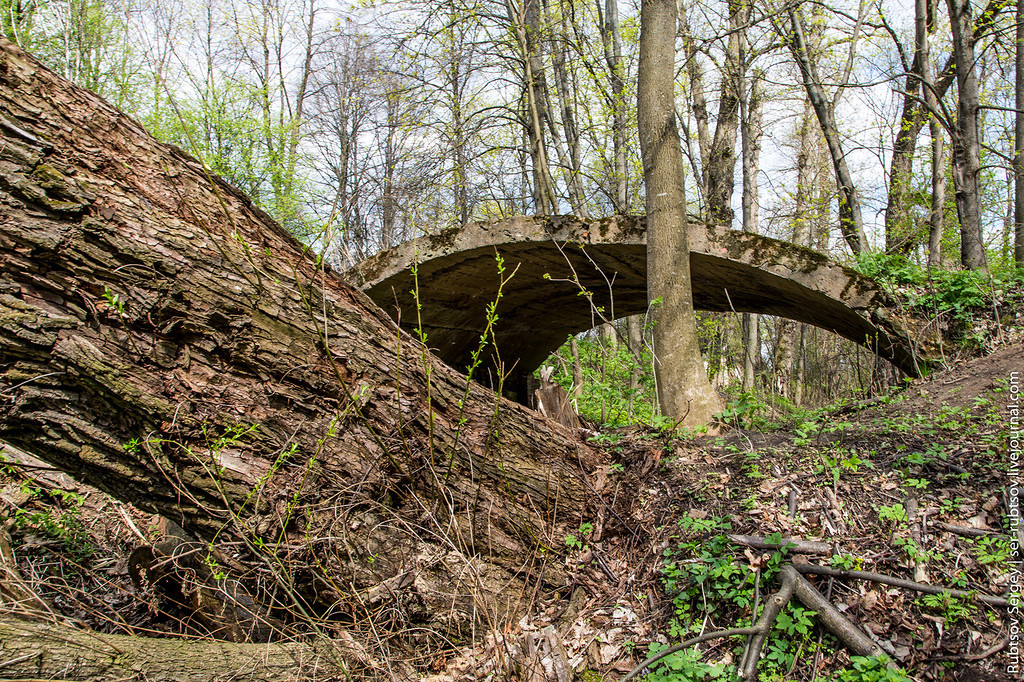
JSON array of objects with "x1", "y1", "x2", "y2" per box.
[{"x1": 348, "y1": 217, "x2": 922, "y2": 389}]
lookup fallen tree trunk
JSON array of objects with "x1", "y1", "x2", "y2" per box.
[
  {"x1": 0, "y1": 37, "x2": 600, "y2": 645},
  {"x1": 0, "y1": 615, "x2": 365, "y2": 681}
]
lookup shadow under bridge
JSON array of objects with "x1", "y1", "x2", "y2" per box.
[{"x1": 346, "y1": 215, "x2": 932, "y2": 402}]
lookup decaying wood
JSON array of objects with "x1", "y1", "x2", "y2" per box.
[
  {"x1": 728, "y1": 533, "x2": 832, "y2": 555},
  {"x1": 0, "y1": 615, "x2": 368, "y2": 681},
  {"x1": 0, "y1": 37, "x2": 602, "y2": 638},
  {"x1": 535, "y1": 366, "x2": 579, "y2": 430}
]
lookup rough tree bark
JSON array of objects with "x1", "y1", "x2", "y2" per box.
[
  {"x1": 0, "y1": 616, "x2": 366, "y2": 681},
  {"x1": 638, "y1": 0, "x2": 722, "y2": 426},
  {"x1": 0, "y1": 36, "x2": 599, "y2": 653},
  {"x1": 945, "y1": 0, "x2": 988, "y2": 271}
]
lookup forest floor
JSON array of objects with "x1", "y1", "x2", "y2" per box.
[
  {"x1": 1, "y1": 336, "x2": 1020, "y2": 681},
  {"x1": 527, "y1": 337, "x2": 1021, "y2": 682}
]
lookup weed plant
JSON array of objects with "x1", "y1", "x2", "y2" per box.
[
  {"x1": 854, "y1": 252, "x2": 1024, "y2": 347},
  {"x1": 651, "y1": 514, "x2": 922, "y2": 681}
]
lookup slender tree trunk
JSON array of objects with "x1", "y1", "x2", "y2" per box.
[
  {"x1": 739, "y1": 24, "x2": 761, "y2": 393},
  {"x1": 786, "y1": 96, "x2": 817, "y2": 396},
  {"x1": 705, "y1": 0, "x2": 742, "y2": 225},
  {"x1": 886, "y1": 20, "x2": 923, "y2": 254},
  {"x1": 509, "y1": 0, "x2": 556, "y2": 214},
  {"x1": 886, "y1": 0, "x2": 1008, "y2": 257},
  {"x1": 449, "y1": 38, "x2": 471, "y2": 227},
  {"x1": 1016, "y1": 0, "x2": 1024, "y2": 265},
  {"x1": 381, "y1": 89, "x2": 398, "y2": 245},
  {"x1": 638, "y1": 0, "x2": 722, "y2": 425},
  {"x1": 787, "y1": 8, "x2": 868, "y2": 255},
  {"x1": 928, "y1": 118, "x2": 946, "y2": 268},
  {"x1": 570, "y1": 336, "x2": 583, "y2": 397},
  {"x1": 627, "y1": 314, "x2": 643, "y2": 419},
  {"x1": 599, "y1": 0, "x2": 628, "y2": 212},
  {"x1": 946, "y1": 0, "x2": 988, "y2": 271},
  {"x1": 0, "y1": 39, "x2": 594, "y2": 635},
  {"x1": 278, "y1": 0, "x2": 317, "y2": 224},
  {"x1": 549, "y1": 1, "x2": 588, "y2": 217},
  {"x1": 923, "y1": 0, "x2": 945, "y2": 268},
  {"x1": 679, "y1": 2, "x2": 709, "y2": 214},
  {"x1": 794, "y1": 323, "x2": 807, "y2": 406},
  {"x1": 793, "y1": 98, "x2": 814, "y2": 248}
]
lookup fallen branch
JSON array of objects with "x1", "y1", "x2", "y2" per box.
[
  {"x1": 728, "y1": 534, "x2": 831, "y2": 555},
  {"x1": 793, "y1": 564, "x2": 1008, "y2": 606},
  {"x1": 930, "y1": 520, "x2": 1007, "y2": 539},
  {"x1": 739, "y1": 570, "x2": 797, "y2": 677},
  {"x1": 785, "y1": 566, "x2": 886, "y2": 659},
  {"x1": 620, "y1": 627, "x2": 760, "y2": 682},
  {"x1": 625, "y1": 563, "x2": 898, "y2": 681}
]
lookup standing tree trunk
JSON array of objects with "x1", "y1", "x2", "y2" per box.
[
  {"x1": 921, "y1": 0, "x2": 946, "y2": 268},
  {"x1": 678, "y1": 1, "x2": 709, "y2": 213},
  {"x1": 637, "y1": 0, "x2": 722, "y2": 426},
  {"x1": 678, "y1": 0, "x2": 740, "y2": 224},
  {"x1": 1016, "y1": 0, "x2": 1024, "y2": 265},
  {"x1": 599, "y1": 0, "x2": 629, "y2": 213},
  {"x1": 704, "y1": 0, "x2": 742, "y2": 225},
  {"x1": 0, "y1": 38, "x2": 598, "y2": 639},
  {"x1": 885, "y1": 0, "x2": 1007, "y2": 261},
  {"x1": 626, "y1": 313, "x2": 644, "y2": 419},
  {"x1": 549, "y1": 1, "x2": 588, "y2": 217},
  {"x1": 787, "y1": 8, "x2": 868, "y2": 255},
  {"x1": 740, "y1": 109, "x2": 761, "y2": 392},
  {"x1": 946, "y1": 0, "x2": 988, "y2": 271},
  {"x1": 447, "y1": 25, "x2": 473, "y2": 228},
  {"x1": 886, "y1": 25, "x2": 923, "y2": 254},
  {"x1": 508, "y1": 0, "x2": 557, "y2": 214},
  {"x1": 739, "y1": 14, "x2": 761, "y2": 393}
]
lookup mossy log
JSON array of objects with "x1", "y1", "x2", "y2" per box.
[{"x1": 0, "y1": 37, "x2": 601, "y2": 641}]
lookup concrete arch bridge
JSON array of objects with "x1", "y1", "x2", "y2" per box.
[{"x1": 346, "y1": 215, "x2": 935, "y2": 400}]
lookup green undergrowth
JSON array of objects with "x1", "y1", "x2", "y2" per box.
[
  {"x1": 545, "y1": 333, "x2": 656, "y2": 427},
  {"x1": 0, "y1": 462, "x2": 94, "y2": 560},
  {"x1": 648, "y1": 513, "x2": 915, "y2": 681},
  {"x1": 631, "y1": 348, "x2": 1011, "y2": 680},
  {"x1": 854, "y1": 252, "x2": 1024, "y2": 348}
]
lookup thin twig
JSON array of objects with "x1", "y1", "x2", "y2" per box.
[
  {"x1": 621, "y1": 627, "x2": 760, "y2": 682},
  {"x1": 793, "y1": 564, "x2": 1007, "y2": 606}
]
